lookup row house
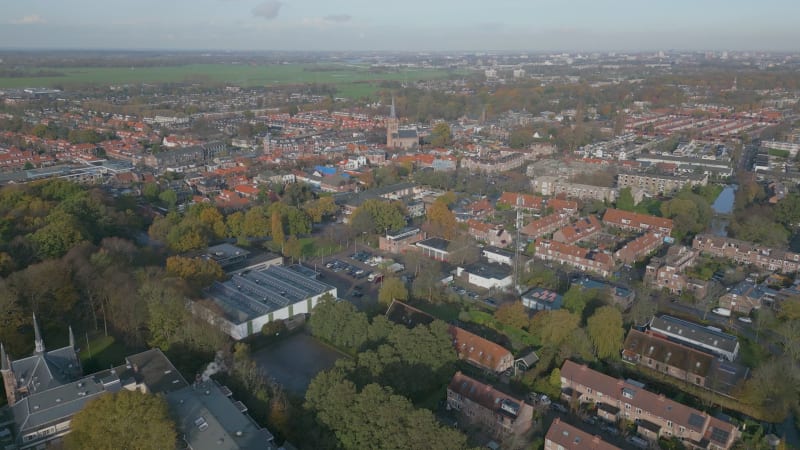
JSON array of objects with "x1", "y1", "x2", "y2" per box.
[
  {"x1": 603, "y1": 209, "x2": 674, "y2": 235},
  {"x1": 461, "y1": 152, "x2": 527, "y2": 173},
  {"x1": 545, "y1": 419, "x2": 621, "y2": 450},
  {"x1": 534, "y1": 239, "x2": 614, "y2": 278},
  {"x1": 447, "y1": 372, "x2": 534, "y2": 438},
  {"x1": 623, "y1": 329, "x2": 713, "y2": 388},
  {"x1": 615, "y1": 232, "x2": 664, "y2": 265},
  {"x1": 467, "y1": 219, "x2": 512, "y2": 248},
  {"x1": 553, "y1": 215, "x2": 602, "y2": 245},
  {"x1": 520, "y1": 213, "x2": 572, "y2": 240},
  {"x1": 692, "y1": 234, "x2": 800, "y2": 273},
  {"x1": 560, "y1": 360, "x2": 739, "y2": 450},
  {"x1": 547, "y1": 198, "x2": 579, "y2": 215}
]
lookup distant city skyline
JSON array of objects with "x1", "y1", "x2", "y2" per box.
[{"x1": 1, "y1": 0, "x2": 799, "y2": 52}]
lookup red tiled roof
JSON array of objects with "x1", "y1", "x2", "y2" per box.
[
  {"x1": 498, "y1": 192, "x2": 543, "y2": 209},
  {"x1": 545, "y1": 419, "x2": 620, "y2": 450},
  {"x1": 448, "y1": 325, "x2": 512, "y2": 372},
  {"x1": 602, "y1": 208, "x2": 673, "y2": 232}
]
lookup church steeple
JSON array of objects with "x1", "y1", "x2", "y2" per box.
[
  {"x1": 69, "y1": 326, "x2": 76, "y2": 349},
  {"x1": 0, "y1": 342, "x2": 8, "y2": 372},
  {"x1": 33, "y1": 313, "x2": 44, "y2": 354},
  {"x1": 390, "y1": 95, "x2": 396, "y2": 119}
]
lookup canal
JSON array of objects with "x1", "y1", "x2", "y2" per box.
[{"x1": 710, "y1": 184, "x2": 737, "y2": 237}]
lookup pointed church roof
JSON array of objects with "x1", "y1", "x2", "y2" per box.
[
  {"x1": 33, "y1": 313, "x2": 44, "y2": 354},
  {"x1": 69, "y1": 326, "x2": 75, "y2": 349},
  {"x1": 390, "y1": 95, "x2": 396, "y2": 119}
]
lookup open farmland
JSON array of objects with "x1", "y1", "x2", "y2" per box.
[{"x1": 0, "y1": 63, "x2": 464, "y2": 98}]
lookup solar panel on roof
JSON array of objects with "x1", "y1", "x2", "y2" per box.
[{"x1": 710, "y1": 427, "x2": 730, "y2": 444}]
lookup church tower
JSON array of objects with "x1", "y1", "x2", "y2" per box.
[
  {"x1": 33, "y1": 313, "x2": 45, "y2": 354},
  {"x1": 386, "y1": 95, "x2": 399, "y2": 148},
  {"x1": 1, "y1": 342, "x2": 17, "y2": 405}
]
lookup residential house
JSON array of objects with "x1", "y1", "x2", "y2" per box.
[
  {"x1": 545, "y1": 419, "x2": 621, "y2": 450},
  {"x1": 646, "y1": 246, "x2": 706, "y2": 297},
  {"x1": 718, "y1": 281, "x2": 776, "y2": 315},
  {"x1": 553, "y1": 216, "x2": 602, "y2": 245},
  {"x1": 615, "y1": 232, "x2": 664, "y2": 265},
  {"x1": 467, "y1": 220, "x2": 512, "y2": 248},
  {"x1": 521, "y1": 287, "x2": 563, "y2": 311},
  {"x1": 603, "y1": 209, "x2": 674, "y2": 235},
  {"x1": 448, "y1": 326, "x2": 514, "y2": 373},
  {"x1": 649, "y1": 315, "x2": 739, "y2": 362},
  {"x1": 692, "y1": 234, "x2": 800, "y2": 273},
  {"x1": 447, "y1": 372, "x2": 534, "y2": 438},
  {"x1": 560, "y1": 360, "x2": 739, "y2": 449},
  {"x1": 379, "y1": 227, "x2": 427, "y2": 254},
  {"x1": 534, "y1": 239, "x2": 614, "y2": 278}
]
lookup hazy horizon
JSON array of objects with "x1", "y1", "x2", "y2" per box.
[{"x1": 1, "y1": 0, "x2": 799, "y2": 53}]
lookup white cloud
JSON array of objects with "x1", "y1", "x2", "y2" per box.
[
  {"x1": 11, "y1": 14, "x2": 47, "y2": 25},
  {"x1": 252, "y1": 1, "x2": 283, "y2": 20}
]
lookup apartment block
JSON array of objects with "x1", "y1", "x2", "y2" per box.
[
  {"x1": 615, "y1": 232, "x2": 664, "y2": 264},
  {"x1": 617, "y1": 172, "x2": 708, "y2": 196}
]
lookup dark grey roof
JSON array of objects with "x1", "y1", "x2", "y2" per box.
[
  {"x1": 396, "y1": 129, "x2": 418, "y2": 139},
  {"x1": 167, "y1": 381, "x2": 276, "y2": 450},
  {"x1": 461, "y1": 261, "x2": 512, "y2": 280},
  {"x1": 119, "y1": 349, "x2": 188, "y2": 395},
  {"x1": 206, "y1": 265, "x2": 336, "y2": 324},
  {"x1": 650, "y1": 315, "x2": 738, "y2": 354},
  {"x1": 10, "y1": 346, "x2": 82, "y2": 396},
  {"x1": 483, "y1": 246, "x2": 514, "y2": 258},
  {"x1": 416, "y1": 237, "x2": 451, "y2": 252}
]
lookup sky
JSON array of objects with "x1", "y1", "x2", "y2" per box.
[{"x1": 1, "y1": 0, "x2": 799, "y2": 52}]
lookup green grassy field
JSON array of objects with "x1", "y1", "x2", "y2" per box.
[{"x1": 0, "y1": 63, "x2": 462, "y2": 98}]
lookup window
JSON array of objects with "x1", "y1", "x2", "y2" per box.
[
  {"x1": 667, "y1": 420, "x2": 673, "y2": 428},
  {"x1": 636, "y1": 408, "x2": 642, "y2": 415},
  {"x1": 587, "y1": 387, "x2": 592, "y2": 394}
]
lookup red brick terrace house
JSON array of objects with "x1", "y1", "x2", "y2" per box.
[
  {"x1": 520, "y1": 213, "x2": 572, "y2": 240},
  {"x1": 534, "y1": 239, "x2": 614, "y2": 278},
  {"x1": 467, "y1": 219, "x2": 512, "y2": 248},
  {"x1": 447, "y1": 371, "x2": 534, "y2": 438},
  {"x1": 615, "y1": 232, "x2": 665, "y2": 265},
  {"x1": 560, "y1": 360, "x2": 739, "y2": 449},
  {"x1": 602, "y1": 209, "x2": 673, "y2": 235}
]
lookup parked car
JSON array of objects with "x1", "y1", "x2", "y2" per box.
[
  {"x1": 601, "y1": 425, "x2": 620, "y2": 436},
  {"x1": 582, "y1": 416, "x2": 598, "y2": 426},
  {"x1": 538, "y1": 395, "x2": 551, "y2": 406},
  {"x1": 550, "y1": 403, "x2": 567, "y2": 413},
  {"x1": 738, "y1": 316, "x2": 753, "y2": 324}
]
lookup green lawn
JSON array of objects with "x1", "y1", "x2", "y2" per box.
[
  {"x1": 79, "y1": 335, "x2": 134, "y2": 373},
  {"x1": 300, "y1": 237, "x2": 341, "y2": 258},
  {"x1": 0, "y1": 63, "x2": 463, "y2": 99}
]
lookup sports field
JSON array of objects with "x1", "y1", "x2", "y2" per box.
[{"x1": 0, "y1": 63, "x2": 462, "y2": 98}]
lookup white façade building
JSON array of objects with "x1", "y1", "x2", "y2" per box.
[{"x1": 194, "y1": 264, "x2": 337, "y2": 340}]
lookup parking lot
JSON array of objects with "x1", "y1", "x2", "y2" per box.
[{"x1": 311, "y1": 248, "x2": 399, "y2": 310}]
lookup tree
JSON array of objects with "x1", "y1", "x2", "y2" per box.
[
  {"x1": 562, "y1": 286, "x2": 591, "y2": 316},
  {"x1": 616, "y1": 187, "x2": 635, "y2": 212},
  {"x1": 350, "y1": 199, "x2": 406, "y2": 235},
  {"x1": 533, "y1": 310, "x2": 580, "y2": 347},
  {"x1": 165, "y1": 256, "x2": 225, "y2": 288},
  {"x1": 271, "y1": 211, "x2": 285, "y2": 246},
  {"x1": 509, "y1": 128, "x2": 534, "y2": 149},
  {"x1": 158, "y1": 189, "x2": 178, "y2": 209},
  {"x1": 426, "y1": 200, "x2": 457, "y2": 239},
  {"x1": 586, "y1": 306, "x2": 624, "y2": 359},
  {"x1": 65, "y1": 390, "x2": 176, "y2": 450},
  {"x1": 304, "y1": 196, "x2": 338, "y2": 223},
  {"x1": 283, "y1": 235, "x2": 302, "y2": 260},
  {"x1": 429, "y1": 122, "x2": 452, "y2": 148},
  {"x1": 378, "y1": 277, "x2": 408, "y2": 306},
  {"x1": 494, "y1": 302, "x2": 529, "y2": 329}
]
